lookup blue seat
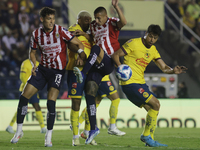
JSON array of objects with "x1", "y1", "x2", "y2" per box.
[
  {"x1": 15, "y1": 79, "x2": 21, "y2": 89},
  {"x1": 4, "y1": 79, "x2": 14, "y2": 90}
]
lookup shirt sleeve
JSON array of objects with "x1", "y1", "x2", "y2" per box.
[
  {"x1": 121, "y1": 39, "x2": 135, "y2": 55},
  {"x1": 153, "y1": 48, "x2": 161, "y2": 61},
  {"x1": 30, "y1": 32, "x2": 38, "y2": 50},
  {"x1": 61, "y1": 27, "x2": 74, "y2": 42}
]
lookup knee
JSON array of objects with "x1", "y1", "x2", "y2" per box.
[
  {"x1": 71, "y1": 99, "x2": 81, "y2": 111},
  {"x1": 91, "y1": 45, "x2": 101, "y2": 55},
  {"x1": 154, "y1": 100, "x2": 160, "y2": 110}
]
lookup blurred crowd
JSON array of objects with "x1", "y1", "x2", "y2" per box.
[
  {"x1": 167, "y1": 0, "x2": 200, "y2": 62},
  {"x1": 0, "y1": 0, "x2": 54, "y2": 77}
]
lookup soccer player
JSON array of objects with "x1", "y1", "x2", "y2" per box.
[
  {"x1": 6, "y1": 58, "x2": 46, "y2": 134},
  {"x1": 112, "y1": 24, "x2": 187, "y2": 147},
  {"x1": 10, "y1": 7, "x2": 85, "y2": 147},
  {"x1": 73, "y1": 0, "x2": 127, "y2": 144},
  {"x1": 79, "y1": 75, "x2": 126, "y2": 140},
  {"x1": 67, "y1": 10, "x2": 125, "y2": 146},
  {"x1": 66, "y1": 10, "x2": 93, "y2": 146}
]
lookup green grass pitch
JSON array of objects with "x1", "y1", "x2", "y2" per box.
[{"x1": 0, "y1": 128, "x2": 200, "y2": 150}]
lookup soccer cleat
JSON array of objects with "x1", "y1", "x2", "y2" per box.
[
  {"x1": 72, "y1": 138, "x2": 80, "y2": 146},
  {"x1": 80, "y1": 131, "x2": 97, "y2": 145},
  {"x1": 6, "y1": 126, "x2": 15, "y2": 134},
  {"x1": 45, "y1": 134, "x2": 52, "y2": 147},
  {"x1": 140, "y1": 135, "x2": 168, "y2": 147},
  {"x1": 40, "y1": 127, "x2": 47, "y2": 133},
  {"x1": 85, "y1": 128, "x2": 100, "y2": 145},
  {"x1": 108, "y1": 127, "x2": 126, "y2": 136},
  {"x1": 10, "y1": 131, "x2": 23, "y2": 143},
  {"x1": 73, "y1": 67, "x2": 83, "y2": 83}
]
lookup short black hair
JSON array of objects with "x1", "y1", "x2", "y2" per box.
[
  {"x1": 147, "y1": 24, "x2": 162, "y2": 36},
  {"x1": 94, "y1": 6, "x2": 107, "y2": 15},
  {"x1": 39, "y1": 7, "x2": 56, "y2": 18}
]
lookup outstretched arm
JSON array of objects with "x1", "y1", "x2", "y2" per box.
[
  {"x1": 112, "y1": 0, "x2": 127, "y2": 29},
  {"x1": 111, "y1": 48, "x2": 126, "y2": 66},
  {"x1": 155, "y1": 59, "x2": 187, "y2": 74}
]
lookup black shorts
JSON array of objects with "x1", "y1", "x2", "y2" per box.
[
  {"x1": 28, "y1": 65, "x2": 65, "y2": 91},
  {"x1": 86, "y1": 53, "x2": 114, "y2": 86}
]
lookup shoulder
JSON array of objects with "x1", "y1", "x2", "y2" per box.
[
  {"x1": 69, "y1": 24, "x2": 81, "y2": 32},
  {"x1": 109, "y1": 17, "x2": 119, "y2": 22}
]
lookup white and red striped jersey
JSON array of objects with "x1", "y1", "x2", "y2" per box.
[
  {"x1": 90, "y1": 17, "x2": 120, "y2": 55},
  {"x1": 30, "y1": 24, "x2": 74, "y2": 70}
]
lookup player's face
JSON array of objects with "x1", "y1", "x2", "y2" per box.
[
  {"x1": 79, "y1": 16, "x2": 91, "y2": 32},
  {"x1": 94, "y1": 12, "x2": 108, "y2": 26},
  {"x1": 40, "y1": 14, "x2": 55, "y2": 32},
  {"x1": 144, "y1": 32, "x2": 159, "y2": 48}
]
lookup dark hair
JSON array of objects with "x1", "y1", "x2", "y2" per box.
[
  {"x1": 39, "y1": 7, "x2": 56, "y2": 18},
  {"x1": 94, "y1": 6, "x2": 107, "y2": 15},
  {"x1": 147, "y1": 24, "x2": 162, "y2": 36}
]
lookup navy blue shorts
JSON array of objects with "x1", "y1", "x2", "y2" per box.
[
  {"x1": 28, "y1": 65, "x2": 65, "y2": 91},
  {"x1": 67, "y1": 70, "x2": 87, "y2": 98},
  {"x1": 97, "y1": 80, "x2": 117, "y2": 97},
  {"x1": 86, "y1": 53, "x2": 115, "y2": 86},
  {"x1": 121, "y1": 83, "x2": 156, "y2": 108}
]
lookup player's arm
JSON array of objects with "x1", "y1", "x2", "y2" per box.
[
  {"x1": 69, "y1": 37, "x2": 86, "y2": 61},
  {"x1": 155, "y1": 59, "x2": 187, "y2": 74},
  {"x1": 111, "y1": 48, "x2": 126, "y2": 66},
  {"x1": 74, "y1": 29, "x2": 94, "y2": 43},
  {"x1": 112, "y1": 0, "x2": 127, "y2": 29},
  {"x1": 29, "y1": 48, "x2": 37, "y2": 76}
]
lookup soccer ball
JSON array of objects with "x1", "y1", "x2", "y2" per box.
[{"x1": 116, "y1": 64, "x2": 132, "y2": 81}]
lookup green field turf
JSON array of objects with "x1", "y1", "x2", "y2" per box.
[{"x1": 0, "y1": 128, "x2": 199, "y2": 150}]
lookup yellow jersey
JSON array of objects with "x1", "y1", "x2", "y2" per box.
[
  {"x1": 66, "y1": 24, "x2": 92, "y2": 71},
  {"x1": 120, "y1": 38, "x2": 161, "y2": 85},
  {"x1": 19, "y1": 59, "x2": 39, "y2": 92}
]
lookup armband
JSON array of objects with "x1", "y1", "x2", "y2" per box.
[{"x1": 77, "y1": 49, "x2": 84, "y2": 54}]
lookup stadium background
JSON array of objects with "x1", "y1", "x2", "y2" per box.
[{"x1": 0, "y1": 0, "x2": 200, "y2": 131}]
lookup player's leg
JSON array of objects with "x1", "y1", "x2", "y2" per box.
[
  {"x1": 45, "y1": 87, "x2": 59, "y2": 147},
  {"x1": 121, "y1": 84, "x2": 167, "y2": 147},
  {"x1": 70, "y1": 98, "x2": 81, "y2": 146},
  {"x1": 11, "y1": 83, "x2": 38, "y2": 143},
  {"x1": 107, "y1": 92, "x2": 126, "y2": 136},
  {"x1": 67, "y1": 70, "x2": 86, "y2": 146},
  {"x1": 45, "y1": 68, "x2": 65, "y2": 147},
  {"x1": 85, "y1": 81, "x2": 100, "y2": 144},
  {"x1": 6, "y1": 112, "x2": 17, "y2": 133},
  {"x1": 30, "y1": 93, "x2": 46, "y2": 133}
]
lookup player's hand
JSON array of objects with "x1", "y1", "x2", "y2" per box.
[
  {"x1": 79, "y1": 51, "x2": 87, "y2": 61},
  {"x1": 112, "y1": 0, "x2": 119, "y2": 8},
  {"x1": 75, "y1": 55, "x2": 84, "y2": 66},
  {"x1": 74, "y1": 30, "x2": 85, "y2": 36},
  {"x1": 173, "y1": 65, "x2": 187, "y2": 74},
  {"x1": 31, "y1": 66, "x2": 37, "y2": 76}
]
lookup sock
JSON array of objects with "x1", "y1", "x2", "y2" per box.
[
  {"x1": 85, "y1": 94, "x2": 96, "y2": 130},
  {"x1": 84, "y1": 129, "x2": 89, "y2": 136},
  {"x1": 47, "y1": 100, "x2": 56, "y2": 130},
  {"x1": 79, "y1": 103, "x2": 99, "y2": 125},
  {"x1": 142, "y1": 109, "x2": 158, "y2": 139},
  {"x1": 17, "y1": 95, "x2": 29, "y2": 124},
  {"x1": 16, "y1": 123, "x2": 23, "y2": 134},
  {"x1": 79, "y1": 108, "x2": 86, "y2": 125},
  {"x1": 70, "y1": 109, "x2": 79, "y2": 136},
  {"x1": 46, "y1": 129, "x2": 52, "y2": 140},
  {"x1": 73, "y1": 135, "x2": 79, "y2": 139},
  {"x1": 36, "y1": 110, "x2": 45, "y2": 128},
  {"x1": 109, "y1": 98, "x2": 120, "y2": 127},
  {"x1": 82, "y1": 45, "x2": 100, "y2": 74},
  {"x1": 9, "y1": 112, "x2": 17, "y2": 126}
]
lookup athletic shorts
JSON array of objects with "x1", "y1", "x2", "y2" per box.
[
  {"x1": 19, "y1": 92, "x2": 39, "y2": 104},
  {"x1": 67, "y1": 70, "x2": 87, "y2": 98},
  {"x1": 28, "y1": 64, "x2": 65, "y2": 91},
  {"x1": 121, "y1": 83, "x2": 156, "y2": 108},
  {"x1": 86, "y1": 53, "x2": 115, "y2": 86},
  {"x1": 97, "y1": 80, "x2": 117, "y2": 98}
]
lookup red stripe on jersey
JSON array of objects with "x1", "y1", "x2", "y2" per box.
[{"x1": 40, "y1": 29, "x2": 44, "y2": 45}]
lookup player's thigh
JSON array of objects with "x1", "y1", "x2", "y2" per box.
[
  {"x1": 121, "y1": 83, "x2": 155, "y2": 108},
  {"x1": 47, "y1": 87, "x2": 59, "y2": 101},
  {"x1": 67, "y1": 70, "x2": 86, "y2": 99},
  {"x1": 145, "y1": 96, "x2": 160, "y2": 111},
  {"x1": 22, "y1": 83, "x2": 38, "y2": 99},
  {"x1": 98, "y1": 81, "x2": 118, "y2": 100}
]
